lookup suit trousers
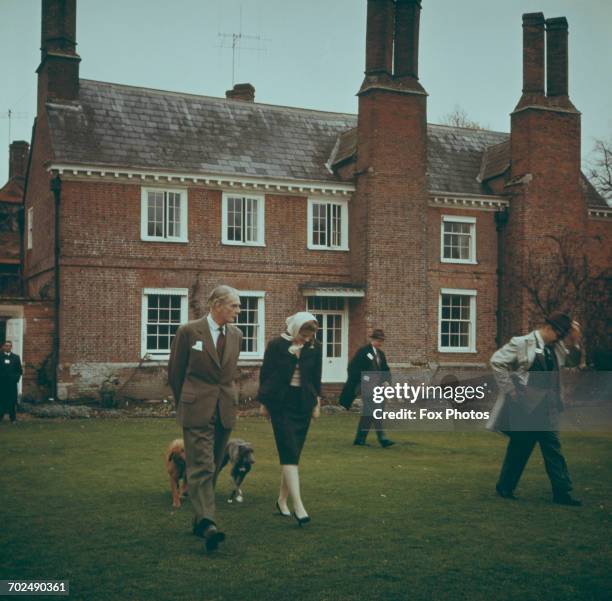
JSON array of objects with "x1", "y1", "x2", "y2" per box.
[
  {"x1": 354, "y1": 415, "x2": 387, "y2": 443},
  {"x1": 183, "y1": 405, "x2": 232, "y2": 524},
  {"x1": 0, "y1": 399, "x2": 16, "y2": 422},
  {"x1": 497, "y1": 431, "x2": 572, "y2": 494}
]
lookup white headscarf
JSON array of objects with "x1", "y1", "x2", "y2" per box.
[{"x1": 281, "y1": 311, "x2": 318, "y2": 356}]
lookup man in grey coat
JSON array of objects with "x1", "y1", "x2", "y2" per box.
[
  {"x1": 488, "y1": 312, "x2": 584, "y2": 506},
  {"x1": 168, "y1": 285, "x2": 243, "y2": 551}
]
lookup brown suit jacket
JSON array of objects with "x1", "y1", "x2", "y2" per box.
[{"x1": 168, "y1": 317, "x2": 243, "y2": 429}]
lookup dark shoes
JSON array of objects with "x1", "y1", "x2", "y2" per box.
[
  {"x1": 275, "y1": 500, "x2": 291, "y2": 517},
  {"x1": 379, "y1": 439, "x2": 395, "y2": 448},
  {"x1": 353, "y1": 439, "x2": 370, "y2": 446},
  {"x1": 203, "y1": 524, "x2": 226, "y2": 552},
  {"x1": 495, "y1": 484, "x2": 518, "y2": 500},
  {"x1": 193, "y1": 518, "x2": 226, "y2": 551},
  {"x1": 553, "y1": 493, "x2": 582, "y2": 507},
  {"x1": 292, "y1": 513, "x2": 311, "y2": 527}
]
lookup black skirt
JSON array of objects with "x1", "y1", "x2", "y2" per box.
[{"x1": 270, "y1": 386, "x2": 312, "y2": 465}]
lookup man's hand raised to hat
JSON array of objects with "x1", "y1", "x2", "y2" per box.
[{"x1": 566, "y1": 320, "x2": 582, "y2": 345}]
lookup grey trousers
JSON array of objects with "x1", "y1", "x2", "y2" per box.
[{"x1": 183, "y1": 409, "x2": 232, "y2": 524}]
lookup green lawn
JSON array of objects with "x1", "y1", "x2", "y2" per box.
[{"x1": 1, "y1": 416, "x2": 611, "y2": 601}]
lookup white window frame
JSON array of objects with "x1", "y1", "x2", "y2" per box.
[
  {"x1": 235, "y1": 290, "x2": 265, "y2": 359},
  {"x1": 440, "y1": 215, "x2": 477, "y2": 264},
  {"x1": 307, "y1": 197, "x2": 349, "y2": 251},
  {"x1": 438, "y1": 288, "x2": 477, "y2": 353},
  {"x1": 27, "y1": 207, "x2": 33, "y2": 250},
  {"x1": 141, "y1": 287, "x2": 189, "y2": 360},
  {"x1": 140, "y1": 187, "x2": 188, "y2": 243},
  {"x1": 221, "y1": 193, "x2": 265, "y2": 246}
]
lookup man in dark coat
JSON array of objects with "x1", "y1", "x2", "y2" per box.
[
  {"x1": 488, "y1": 312, "x2": 584, "y2": 506},
  {"x1": 339, "y1": 329, "x2": 395, "y2": 448},
  {"x1": 0, "y1": 341, "x2": 23, "y2": 423}
]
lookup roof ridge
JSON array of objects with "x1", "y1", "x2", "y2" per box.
[
  {"x1": 427, "y1": 122, "x2": 509, "y2": 136},
  {"x1": 79, "y1": 79, "x2": 358, "y2": 119}
]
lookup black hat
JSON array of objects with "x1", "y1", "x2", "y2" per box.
[
  {"x1": 545, "y1": 312, "x2": 572, "y2": 338},
  {"x1": 370, "y1": 329, "x2": 385, "y2": 340}
]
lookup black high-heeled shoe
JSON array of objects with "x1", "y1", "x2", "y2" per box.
[
  {"x1": 275, "y1": 500, "x2": 290, "y2": 517},
  {"x1": 292, "y1": 512, "x2": 311, "y2": 527}
]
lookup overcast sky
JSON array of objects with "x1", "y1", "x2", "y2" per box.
[{"x1": 1, "y1": 0, "x2": 611, "y2": 185}]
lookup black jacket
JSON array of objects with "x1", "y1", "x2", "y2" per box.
[
  {"x1": 0, "y1": 352, "x2": 23, "y2": 401},
  {"x1": 339, "y1": 344, "x2": 390, "y2": 409},
  {"x1": 257, "y1": 337, "x2": 322, "y2": 411}
]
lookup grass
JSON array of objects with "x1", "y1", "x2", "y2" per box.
[{"x1": 0, "y1": 415, "x2": 611, "y2": 601}]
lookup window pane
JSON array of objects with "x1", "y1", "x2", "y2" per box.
[
  {"x1": 440, "y1": 293, "x2": 473, "y2": 349},
  {"x1": 236, "y1": 296, "x2": 260, "y2": 354},
  {"x1": 145, "y1": 294, "x2": 183, "y2": 353}
]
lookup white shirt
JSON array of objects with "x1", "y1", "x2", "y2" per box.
[{"x1": 207, "y1": 313, "x2": 225, "y2": 347}]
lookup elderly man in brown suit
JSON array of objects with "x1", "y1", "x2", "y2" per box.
[{"x1": 168, "y1": 285, "x2": 243, "y2": 552}]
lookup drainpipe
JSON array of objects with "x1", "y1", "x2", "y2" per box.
[
  {"x1": 494, "y1": 208, "x2": 509, "y2": 347},
  {"x1": 50, "y1": 174, "x2": 62, "y2": 401}
]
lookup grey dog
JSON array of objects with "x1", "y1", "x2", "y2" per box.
[{"x1": 218, "y1": 438, "x2": 255, "y2": 503}]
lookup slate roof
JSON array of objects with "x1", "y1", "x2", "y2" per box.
[
  {"x1": 426, "y1": 124, "x2": 509, "y2": 194},
  {"x1": 44, "y1": 79, "x2": 609, "y2": 206},
  {"x1": 46, "y1": 80, "x2": 355, "y2": 183}
]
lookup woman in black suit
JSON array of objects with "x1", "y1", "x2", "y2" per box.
[{"x1": 258, "y1": 312, "x2": 322, "y2": 525}]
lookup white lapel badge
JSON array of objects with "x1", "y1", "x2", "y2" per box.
[
  {"x1": 192, "y1": 341, "x2": 203, "y2": 351},
  {"x1": 366, "y1": 352, "x2": 374, "y2": 360},
  {"x1": 534, "y1": 348, "x2": 544, "y2": 355}
]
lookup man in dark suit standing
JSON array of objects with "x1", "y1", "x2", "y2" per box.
[
  {"x1": 168, "y1": 285, "x2": 243, "y2": 552},
  {"x1": 0, "y1": 341, "x2": 23, "y2": 424},
  {"x1": 339, "y1": 329, "x2": 395, "y2": 448}
]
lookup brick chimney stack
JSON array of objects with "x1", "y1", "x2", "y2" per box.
[
  {"x1": 365, "y1": 0, "x2": 394, "y2": 75},
  {"x1": 394, "y1": 0, "x2": 421, "y2": 78},
  {"x1": 504, "y1": 12, "x2": 584, "y2": 338},
  {"x1": 9, "y1": 141, "x2": 30, "y2": 180},
  {"x1": 37, "y1": 0, "x2": 81, "y2": 115},
  {"x1": 353, "y1": 0, "x2": 429, "y2": 364},
  {"x1": 546, "y1": 17, "x2": 569, "y2": 98},
  {"x1": 521, "y1": 13, "x2": 545, "y2": 96},
  {"x1": 225, "y1": 83, "x2": 255, "y2": 102}
]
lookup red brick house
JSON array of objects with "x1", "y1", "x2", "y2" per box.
[{"x1": 15, "y1": 0, "x2": 611, "y2": 401}]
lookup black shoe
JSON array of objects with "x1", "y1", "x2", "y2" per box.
[
  {"x1": 192, "y1": 517, "x2": 214, "y2": 538},
  {"x1": 379, "y1": 439, "x2": 395, "y2": 448},
  {"x1": 203, "y1": 524, "x2": 226, "y2": 552},
  {"x1": 553, "y1": 493, "x2": 582, "y2": 507},
  {"x1": 292, "y1": 512, "x2": 311, "y2": 527},
  {"x1": 496, "y1": 484, "x2": 517, "y2": 500},
  {"x1": 275, "y1": 500, "x2": 290, "y2": 517},
  {"x1": 353, "y1": 440, "x2": 370, "y2": 446}
]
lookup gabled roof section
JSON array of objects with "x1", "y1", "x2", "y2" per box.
[
  {"x1": 478, "y1": 139, "x2": 511, "y2": 183},
  {"x1": 581, "y1": 173, "x2": 609, "y2": 209},
  {"x1": 46, "y1": 80, "x2": 357, "y2": 183},
  {"x1": 0, "y1": 177, "x2": 25, "y2": 204},
  {"x1": 426, "y1": 125, "x2": 509, "y2": 195}
]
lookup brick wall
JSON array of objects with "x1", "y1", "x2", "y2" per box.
[
  {"x1": 427, "y1": 206, "x2": 499, "y2": 362},
  {"x1": 354, "y1": 89, "x2": 429, "y2": 365}
]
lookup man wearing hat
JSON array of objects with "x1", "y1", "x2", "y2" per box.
[
  {"x1": 339, "y1": 329, "x2": 395, "y2": 448},
  {"x1": 488, "y1": 312, "x2": 584, "y2": 506}
]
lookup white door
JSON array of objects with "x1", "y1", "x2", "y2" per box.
[
  {"x1": 6, "y1": 317, "x2": 24, "y2": 395},
  {"x1": 307, "y1": 298, "x2": 348, "y2": 383}
]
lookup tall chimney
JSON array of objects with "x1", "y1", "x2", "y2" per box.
[
  {"x1": 393, "y1": 0, "x2": 421, "y2": 78},
  {"x1": 225, "y1": 83, "x2": 255, "y2": 102},
  {"x1": 365, "y1": 0, "x2": 394, "y2": 75},
  {"x1": 546, "y1": 17, "x2": 569, "y2": 97},
  {"x1": 521, "y1": 12, "x2": 545, "y2": 96},
  {"x1": 9, "y1": 141, "x2": 30, "y2": 180},
  {"x1": 37, "y1": 0, "x2": 81, "y2": 114}
]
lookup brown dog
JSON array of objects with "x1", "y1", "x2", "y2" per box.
[{"x1": 165, "y1": 438, "x2": 188, "y2": 508}]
